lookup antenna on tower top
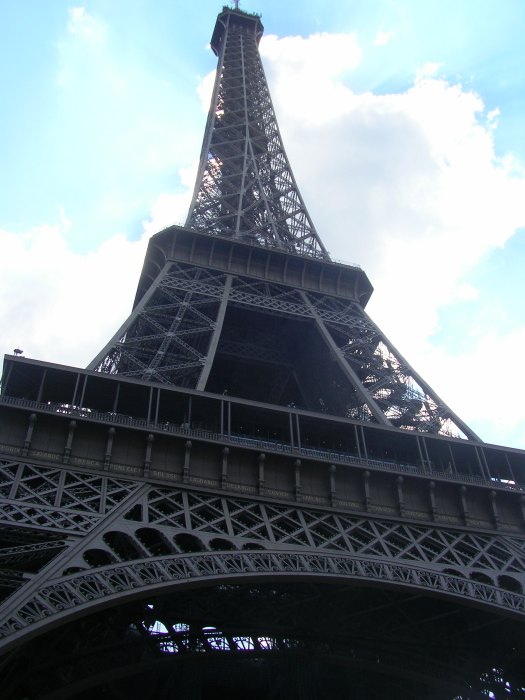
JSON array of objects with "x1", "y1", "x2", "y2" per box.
[{"x1": 233, "y1": 0, "x2": 239, "y2": 9}]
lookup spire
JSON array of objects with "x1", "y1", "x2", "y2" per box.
[{"x1": 186, "y1": 7, "x2": 329, "y2": 259}]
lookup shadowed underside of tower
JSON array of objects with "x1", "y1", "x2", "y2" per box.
[{"x1": 1, "y1": 6, "x2": 525, "y2": 699}]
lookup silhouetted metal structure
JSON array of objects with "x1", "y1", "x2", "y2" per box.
[{"x1": 1, "y1": 6, "x2": 524, "y2": 699}]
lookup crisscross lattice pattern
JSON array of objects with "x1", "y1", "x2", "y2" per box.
[{"x1": 186, "y1": 10, "x2": 327, "y2": 258}]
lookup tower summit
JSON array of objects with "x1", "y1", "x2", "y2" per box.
[
  {"x1": 187, "y1": 6, "x2": 327, "y2": 258},
  {"x1": 1, "y1": 6, "x2": 525, "y2": 699}
]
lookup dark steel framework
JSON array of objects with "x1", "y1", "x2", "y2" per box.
[{"x1": 1, "y1": 6, "x2": 525, "y2": 699}]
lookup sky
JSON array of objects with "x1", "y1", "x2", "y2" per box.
[{"x1": 1, "y1": 0, "x2": 524, "y2": 449}]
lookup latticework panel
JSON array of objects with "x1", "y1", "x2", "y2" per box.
[
  {"x1": 91, "y1": 260, "x2": 479, "y2": 437},
  {"x1": 306, "y1": 292, "x2": 477, "y2": 438},
  {"x1": 1, "y1": 460, "x2": 524, "y2": 697},
  {"x1": 0, "y1": 460, "x2": 139, "y2": 534},
  {"x1": 0, "y1": 459, "x2": 141, "y2": 604},
  {"x1": 124, "y1": 487, "x2": 525, "y2": 583},
  {"x1": 186, "y1": 9, "x2": 327, "y2": 259},
  {"x1": 3, "y1": 474, "x2": 523, "y2": 624},
  {"x1": 90, "y1": 264, "x2": 229, "y2": 385}
]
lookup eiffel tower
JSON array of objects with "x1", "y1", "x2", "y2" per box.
[{"x1": 1, "y1": 6, "x2": 525, "y2": 699}]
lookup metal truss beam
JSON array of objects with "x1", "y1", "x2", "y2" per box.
[
  {"x1": 1, "y1": 454, "x2": 524, "y2": 656},
  {"x1": 185, "y1": 9, "x2": 328, "y2": 259},
  {"x1": 89, "y1": 259, "x2": 476, "y2": 437}
]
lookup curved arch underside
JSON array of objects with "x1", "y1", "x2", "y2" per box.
[
  {"x1": 1, "y1": 463, "x2": 525, "y2": 698},
  {"x1": 2, "y1": 576, "x2": 525, "y2": 700},
  {"x1": 2, "y1": 548, "x2": 525, "y2": 648}
]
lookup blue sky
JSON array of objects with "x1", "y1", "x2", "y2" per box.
[{"x1": 1, "y1": 1, "x2": 524, "y2": 448}]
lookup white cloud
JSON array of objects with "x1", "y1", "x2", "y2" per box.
[
  {"x1": 59, "y1": 206, "x2": 72, "y2": 234},
  {"x1": 415, "y1": 61, "x2": 442, "y2": 81},
  {"x1": 453, "y1": 283, "x2": 479, "y2": 302},
  {"x1": 58, "y1": 7, "x2": 109, "y2": 88},
  {"x1": 197, "y1": 70, "x2": 216, "y2": 113},
  {"x1": 142, "y1": 188, "x2": 194, "y2": 237},
  {"x1": 487, "y1": 107, "x2": 500, "y2": 130},
  {"x1": 263, "y1": 32, "x2": 361, "y2": 79},
  {"x1": 0, "y1": 222, "x2": 144, "y2": 367},
  {"x1": 261, "y1": 33, "x2": 362, "y2": 125},
  {"x1": 419, "y1": 329, "x2": 525, "y2": 448},
  {"x1": 373, "y1": 29, "x2": 395, "y2": 47},
  {"x1": 67, "y1": 7, "x2": 107, "y2": 44},
  {"x1": 0, "y1": 183, "x2": 192, "y2": 369},
  {"x1": 259, "y1": 32, "x2": 525, "y2": 446}
]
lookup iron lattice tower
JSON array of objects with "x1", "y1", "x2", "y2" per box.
[{"x1": 1, "y1": 7, "x2": 525, "y2": 699}]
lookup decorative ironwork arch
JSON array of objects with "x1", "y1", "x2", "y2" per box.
[{"x1": 2, "y1": 549, "x2": 524, "y2": 654}]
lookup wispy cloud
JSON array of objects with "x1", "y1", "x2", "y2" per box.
[
  {"x1": 67, "y1": 6, "x2": 107, "y2": 43},
  {"x1": 415, "y1": 62, "x2": 442, "y2": 81},
  {"x1": 0, "y1": 185, "x2": 190, "y2": 367},
  {"x1": 373, "y1": 29, "x2": 396, "y2": 47}
]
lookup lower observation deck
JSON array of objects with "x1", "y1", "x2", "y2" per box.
[{"x1": 2, "y1": 355, "x2": 525, "y2": 534}]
